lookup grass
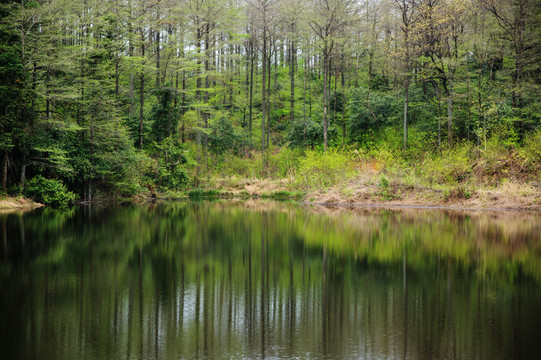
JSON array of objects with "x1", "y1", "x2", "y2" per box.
[{"x1": 184, "y1": 129, "x2": 541, "y2": 210}]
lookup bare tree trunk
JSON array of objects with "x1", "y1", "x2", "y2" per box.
[
  {"x1": 20, "y1": 153, "x2": 26, "y2": 189},
  {"x1": 182, "y1": 70, "x2": 186, "y2": 143},
  {"x1": 341, "y1": 70, "x2": 346, "y2": 146},
  {"x1": 249, "y1": 43, "x2": 254, "y2": 137},
  {"x1": 2, "y1": 152, "x2": 7, "y2": 191},
  {"x1": 290, "y1": 37, "x2": 295, "y2": 123},
  {"x1": 261, "y1": 28, "x2": 267, "y2": 158},
  {"x1": 303, "y1": 52, "x2": 307, "y2": 143},
  {"x1": 323, "y1": 45, "x2": 329, "y2": 151},
  {"x1": 447, "y1": 79, "x2": 453, "y2": 148},
  {"x1": 403, "y1": 76, "x2": 409, "y2": 151},
  {"x1": 267, "y1": 44, "x2": 272, "y2": 150},
  {"x1": 139, "y1": 30, "x2": 145, "y2": 150}
]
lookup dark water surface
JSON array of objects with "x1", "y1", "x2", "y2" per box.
[{"x1": 1, "y1": 201, "x2": 540, "y2": 360}]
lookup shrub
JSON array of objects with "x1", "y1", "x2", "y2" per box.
[
  {"x1": 421, "y1": 144, "x2": 472, "y2": 185},
  {"x1": 295, "y1": 149, "x2": 354, "y2": 189},
  {"x1": 25, "y1": 175, "x2": 78, "y2": 207}
]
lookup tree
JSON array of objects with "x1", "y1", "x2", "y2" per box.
[
  {"x1": 309, "y1": 0, "x2": 357, "y2": 150},
  {"x1": 394, "y1": 0, "x2": 419, "y2": 151}
]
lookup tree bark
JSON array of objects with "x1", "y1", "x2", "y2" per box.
[
  {"x1": 249, "y1": 43, "x2": 254, "y2": 137},
  {"x1": 139, "y1": 29, "x2": 145, "y2": 150},
  {"x1": 2, "y1": 152, "x2": 7, "y2": 191},
  {"x1": 261, "y1": 27, "x2": 267, "y2": 157},
  {"x1": 290, "y1": 37, "x2": 295, "y2": 123},
  {"x1": 323, "y1": 42, "x2": 329, "y2": 151}
]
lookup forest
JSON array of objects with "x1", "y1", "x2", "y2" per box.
[{"x1": 0, "y1": 0, "x2": 540, "y2": 206}]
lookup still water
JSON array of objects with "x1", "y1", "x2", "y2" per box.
[{"x1": 1, "y1": 201, "x2": 540, "y2": 360}]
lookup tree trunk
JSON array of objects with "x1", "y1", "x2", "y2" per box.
[
  {"x1": 261, "y1": 28, "x2": 267, "y2": 157},
  {"x1": 341, "y1": 70, "x2": 346, "y2": 146},
  {"x1": 303, "y1": 53, "x2": 307, "y2": 143},
  {"x1": 267, "y1": 46, "x2": 272, "y2": 149},
  {"x1": 290, "y1": 38, "x2": 295, "y2": 123},
  {"x1": 323, "y1": 45, "x2": 329, "y2": 151},
  {"x1": 2, "y1": 152, "x2": 7, "y2": 191},
  {"x1": 155, "y1": 0, "x2": 161, "y2": 89},
  {"x1": 447, "y1": 79, "x2": 453, "y2": 148},
  {"x1": 20, "y1": 153, "x2": 26, "y2": 190},
  {"x1": 403, "y1": 76, "x2": 409, "y2": 151},
  {"x1": 182, "y1": 70, "x2": 186, "y2": 143},
  {"x1": 249, "y1": 45, "x2": 254, "y2": 137},
  {"x1": 139, "y1": 30, "x2": 145, "y2": 150}
]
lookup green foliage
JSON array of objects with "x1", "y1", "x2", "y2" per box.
[
  {"x1": 348, "y1": 88, "x2": 399, "y2": 142},
  {"x1": 150, "y1": 89, "x2": 177, "y2": 142},
  {"x1": 152, "y1": 136, "x2": 193, "y2": 190},
  {"x1": 422, "y1": 145, "x2": 472, "y2": 185},
  {"x1": 188, "y1": 188, "x2": 223, "y2": 198},
  {"x1": 377, "y1": 175, "x2": 401, "y2": 201},
  {"x1": 287, "y1": 119, "x2": 338, "y2": 148},
  {"x1": 208, "y1": 117, "x2": 243, "y2": 154},
  {"x1": 444, "y1": 185, "x2": 472, "y2": 201},
  {"x1": 296, "y1": 149, "x2": 354, "y2": 190},
  {"x1": 25, "y1": 175, "x2": 78, "y2": 207},
  {"x1": 520, "y1": 129, "x2": 541, "y2": 172},
  {"x1": 1, "y1": 0, "x2": 540, "y2": 203}
]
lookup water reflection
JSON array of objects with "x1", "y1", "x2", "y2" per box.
[{"x1": 0, "y1": 201, "x2": 540, "y2": 359}]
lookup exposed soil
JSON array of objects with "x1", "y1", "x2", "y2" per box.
[
  {"x1": 203, "y1": 176, "x2": 541, "y2": 211},
  {"x1": 0, "y1": 197, "x2": 44, "y2": 213},
  {"x1": 305, "y1": 183, "x2": 541, "y2": 211}
]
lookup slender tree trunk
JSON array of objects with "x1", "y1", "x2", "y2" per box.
[
  {"x1": 155, "y1": 0, "x2": 161, "y2": 89},
  {"x1": 20, "y1": 152, "x2": 26, "y2": 189},
  {"x1": 433, "y1": 81, "x2": 441, "y2": 150},
  {"x1": 182, "y1": 69, "x2": 186, "y2": 143},
  {"x1": 267, "y1": 45, "x2": 272, "y2": 149},
  {"x1": 139, "y1": 71, "x2": 145, "y2": 149},
  {"x1": 290, "y1": 38, "x2": 295, "y2": 123},
  {"x1": 447, "y1": 78, "x2": 453, "y2": 148},
  {"x1": 196, "y1": 27, "x2": 202, "y2": 164},
  {"x1": 403, "y1": 76, "x2": 409, "y2": 151},
  {"x1": 249, "y1": 44, "x2": 254, "y2": 137},
  {"x1": 261, "y1": 28, "x2": 267, "y2": 158},
  {"x1": 303, "y1": 53, "x2": 307, "y2": 142},
  {"x1": 341, "y1": 70, "x2": 346, "y2": 146},
  {"x1": 139, "y1": 29, "x2": 145, "y2": 150},
  {"x1": 128, "y1": 1, "x2": 135, "y2": 115},
  {"x1": 2, "y1": 152, "x2": 7, "y2": 191},
  {"x1": 45, "y1": 66, "x2": 50, "y2": 118},
  {"x1": 323, "y1": 45, "x2": 329, "y2": 151},
  {"x1": 31, "y1": 61, "x2": 36, "y2": 111}
]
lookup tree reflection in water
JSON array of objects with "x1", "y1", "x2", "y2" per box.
[{"x1": 0, "y1": 201, "x2": 540, "y2": 359}]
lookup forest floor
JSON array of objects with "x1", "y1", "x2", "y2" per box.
[
  {"x1": 193, "y1": 176, "x2": 541, "y2": 211},
  {"x1": 0, "y1": 196, "x2": 44, "y2": 213}
]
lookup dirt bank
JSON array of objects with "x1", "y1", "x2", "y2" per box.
[
  {"x1": 0, "y1": 196, "x2": 44, "y2": 213},
  {"x1": 196, "y1": 177, "x2": 541, "y2": 211}
]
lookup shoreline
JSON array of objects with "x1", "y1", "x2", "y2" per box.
[
  {"x1": 0, "y1": 196, "x2": 44, "y2": 213},
  {"x1": 2, "y1": 184, "x2": 539, "y2": 213},
  {"x1": 184, "y1": 178, "x2": 541, "y2": 212},
  {"x1": 302, "y1": 201, "x2": 540, "y2": 213}
]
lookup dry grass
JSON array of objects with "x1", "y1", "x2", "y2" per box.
[
  {"x1": 0, "y1": 196, "x2": 43, "y2": 213},
  {"x1": 305, "y1": 177, "x2": 541, "y2": 211}
]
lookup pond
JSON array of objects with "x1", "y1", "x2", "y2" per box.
[{"x1": 1, "y1": 200, "x2": 540, "y2": 359}]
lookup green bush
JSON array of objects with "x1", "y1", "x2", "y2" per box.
[
  {"x1": 348, "y1": 88, "x2": 399, "y2": 142},
  {"x1": 519, "y1": 129, "x2": 541, "y2": 173},
  {"x1": 26, "y1": 175, "x2": 78, "y2": 207},
  {"x1": 422, "y1": 144, "x2": 472, "y2": 185},
  {"x1": 287, "y1": 119, "x2": 338, "y2": 148},
  {"x1": 295, "y1": 149, "x2": 354, "y2": 189}
]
